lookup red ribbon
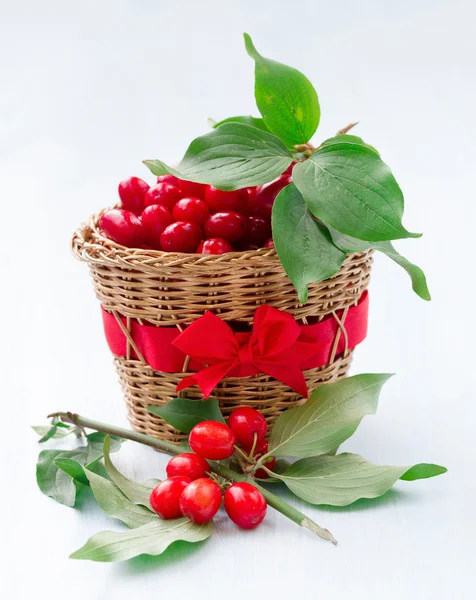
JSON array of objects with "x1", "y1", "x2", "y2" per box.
[
  {"x1": 101, "y1": 292, "x2": 369, "y2": 396},
  {"x1": 173, "y1": 305, "x2": 325, "y2": 398}
]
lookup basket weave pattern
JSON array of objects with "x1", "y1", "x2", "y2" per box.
[{"x1": 72, "y1": 209, "x2": 373, "y2": 443}]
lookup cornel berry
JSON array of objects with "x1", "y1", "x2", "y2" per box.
[
  {"x1": 149, "y1": 476, "x2": 191, "y2": 519},
  {"x1": 224, "y1": 482, "x2": 267, "y2": 530},
  {"x1": 179, "y1": 478, "x2": 222, "y2": 524},
  {"x1": 166, "y1": 453, "x2": 210, "y2": 481},
  {"x1": 228, "y1": 407, "x2": 267, "y2": 447},
  {"x1": 189, "y1": 421, "x2": 236, "y2": 460}
]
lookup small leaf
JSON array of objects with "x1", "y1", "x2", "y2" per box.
[
  {"x1": 244, "y1": 33, "x2": 320, "y2": 147},
  {"x1": 144, "y1": 123, "x2": 292, "y2": 191},
  {"x1": 268, "y1": 373, "x2": 392, "y2": 458},
  {"x1": 213, "y1": 115, "x2": 269, "y2": 132},
  {"x1": 272, "y1": 453, "x2": 447, "y2": 506},
  {"x1": 84, "y1": 432, "x2": 123, "y2": 464},
  {"x1": 272, "y1": 184, "x2": 345, "y2": 303},
  {"x1": 70, "y1": 518, "x2": 213, "y2": 562},
  {"x1": 148, "y1": 397, "x2": 226, "y2": 434},
  {"x1": 103, "y1": 435, "x2": 160, "y2": 508},
  {"x1": 56, "y1": 459, "x2": 156, "y2": 528},
  {"x1": 293, "y1": 142, "x2": 421, "y2": 242},
  {"x1": 32, "y1": 424, "x2": 71, "y2": 440},
  {"x1": 328, "y1": 227, "x2": 431, "y2": 301},
  {"x1": 320, "y1": 134, "x2": 380, "y2": 156}
]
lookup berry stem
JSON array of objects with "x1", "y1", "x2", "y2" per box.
[{"x1": 49, "y1": 412, "x2": 336, "y2": 545}]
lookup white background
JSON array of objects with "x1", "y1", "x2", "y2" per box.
[{"x1": 1, "y1": 0, "x2": 474, "y2": 598}]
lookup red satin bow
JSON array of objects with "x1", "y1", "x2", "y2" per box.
[{"x1": 173, "y1": 305, "x2": 325, "y2": 398}]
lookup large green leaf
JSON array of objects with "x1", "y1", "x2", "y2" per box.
[
  {"x1": 272, "y1": 184, "x2": 345, "y2": 303},
  {"x1": 144, "y1": 123, "x2": 292, "y2": 191},
  {"x1": 244, "y1": 33, "x2": 320, "y2": 147},
  {"x1": 148, "y1": 397, "x2": 226, "y2": 434},
  {"x1": 328, "y1": 227, "x2": 431, "y2": 301},
  {"x1": 213, "y1": 115, "x2": 269, "y2": 132},
  {"x1": 293, "y1": 142, "x2": 421, "y2": 242},
  {"x1": 268, "y1": 374, "x2": 392, "y2": 458},
  {"x1": 273, "y1": 453, "x2": 447, "y2": 506},
  {"x1": 70, "y1": 518, "x2": 213, "y2": 563},
  {"x1": 102, "y1": 435, "x2": 160, "y2": 508},
  {"x1": 36, "y1": 433, "x2": 123, "y2": 507},
  {"x1": 56, "y1": 458, "x2": 156, "y2": 528}
]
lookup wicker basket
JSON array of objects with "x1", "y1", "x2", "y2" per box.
[{"x1": 72, "y1": 208, "x2": 373, "y2": 443}]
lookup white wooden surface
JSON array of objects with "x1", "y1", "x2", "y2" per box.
[{"x1": 1, "y1": 1, "x2": 474, "y2": 598}]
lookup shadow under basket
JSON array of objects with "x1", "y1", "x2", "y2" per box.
[{"x1": 72, "y1": 208, "x2": 373, "y2": 443}]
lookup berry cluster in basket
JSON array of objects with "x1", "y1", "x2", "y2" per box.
[
  {"x1": 99, "y1": 169, "x2": 292, "y2": 253},
  {"x1": 149, "y1": 407, "x2": 276, "y2": 529}
]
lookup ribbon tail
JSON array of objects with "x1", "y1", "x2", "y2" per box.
[
  {"x1": 258, "y1": 362, "x2": 310, "y2": 398},
  {"x1": 176, "y1": 360, "x2": 236, "y2": 399}
]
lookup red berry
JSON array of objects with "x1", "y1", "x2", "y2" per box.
[
  {"x1": 141, "y1": 204, "x2": 173, "y2": 248},
  {"x1": 144, "y1": 182, "x2": 181, "y2": 211},
  {"x1": 189, "y1": 421, "x2": 236, "y2": 460},
  {"x1": 149, "y1": 476, "x2": 191, "y2": 519},
  {"x1": 204, "y1": 211, "x2": 247, "y2": 243},
  {"x1": 245, "y1": 439, "x2": 276, "y2": 479},
  {"x1": 197, "y1": 238, "x2": 234, "y2": 254},
  {"x1": 228, "y1": 407, "x2": 267, "y2": 447},
  {"x1": 157, "y1": 174, "x2": 180, "y2": 187},
  {"x1": 173, "y1": 197, "x2": 209, "y2": 227},
  {"x1": 204, "y1": 186, "x2": 246, "y2": 212},
  {"x1": 166, "y1": 453, "x2": 210, "y2": 481},
  {"x1": 246, "y1": 216, "x2": 272, "y2": 246},
  {"x1": 118, "y1": 176, "x2": 150, "y2": 215},
  {"x1": 264, "y1": 238, "x2": 274, "y2": 249},
  {"x1": 237, "y1": 240, "x2": 260, "y2": 251},
  {"x1": 249, "y1": 175, "x2": 292, "y2": 219},
  {"x1": 179, "y1": 180, "x2": 208, "y2": 199},
  {"x1": 100, "y1": 209, "x2": 144, "y2": 247},
  {"x1": 160, "y1": 221, "x2": 203, "y2": 253},
  {"x1": 224, "y1": 482, "x2": 267, "y2": 529},
  {"x1": 179, "y1": 478, "x2": 222, "y2": 524},
  {"x1": 282, "y1": 163, "x2": 295, "y2": 176}
]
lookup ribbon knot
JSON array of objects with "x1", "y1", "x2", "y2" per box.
[{"x1": 173, "y1": 305, "x2": 325, "y2": 398}]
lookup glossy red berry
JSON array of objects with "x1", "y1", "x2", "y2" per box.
[
  {"x1": 264, "y1": 238, "x2": 274, "y2": 249},
  {"x1": 100, "y1": 209, "x2": 144, "y2": 247},
  {"x1": 157, "y1": 174, "x2": 180, "y2": 187},
  {"x1": 189, "y1": 421, "x2": 236, "y2": 460},
  {"x1": 173, "y1": 197, "x2": 209, "y2": 227},
  {"x1": 179, "y1": 478, "x2": 222, "y2": 524},
  {"x1": 144, "y1": 182, "x2": 181, "y2": 211},
  {"x1": 204, "y1": 186, "x2": 245, "y2": 212},
  {"x1": 204, "y1": 211, "x2": 247, "y2": 243},
  {"x1": 118, "y1": 176, "x2": 150, "y2": 215},
  {"x1": 141, "y1": 204, "x2": 173, "y2": 248},
  {"x1": 246, "y1": 216, "x2": 272, "y2": 246},
  {"x1": 149, "y1": 476, "x2": 191, "y2": 519},
  {"x1": 228, "y1": 407, "x2": 267, "y2": 447},
  {"x1": 197, "y1": 238, "x2": 234, "y2": 254},
  {"x1": 166, "y1": 453, "x2": 210, "y2": 481},
  {"x1": 249, "y1": 175, "x2": 292, "y2": 219},
  {"x1": 246, "y1": 439, "x2": 276, "y2": 479},
  {"x1": 179, "y1": 180, "x2": 208, "y2": 199},
  {"x1": 160, "y1": 221, "x2": 203, "y2": 253},
  {"x1": 224, "y1": 482, "x2": 267, "y2": 529},
  {"x1": 282, "y1": 163, "x2": 295, "y2": 176}
]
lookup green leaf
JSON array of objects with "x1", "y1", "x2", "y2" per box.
[
  {"x1": 272, "y1": 184, "x2": 345, "y2": 303},
  {"x1": 144, "y1": 123, "x2": 292, "y2": 191},
  {"x1": 213, "y1": 115, "x2": 269, "y2": 132},
  {"x1": 244, "y1": 33, "x2": 320, "y2": 147},
  {"x1": 32, "y1": 424, "x2": 71, "y2": 441},
  {"x1": 293, "y1": 142, "x2": 421, "y2": 242},
  {"x1": 70, "y1": 518, "x2": 213, "y2": 563},
  {"x1": 56, "y1": 458, "x2": 156, "y2": 528},
  {"x1": 36, "y1": 433, "x2": 123, "y2": 507},
  {"x1": 320, "y1": 134, "x2": 380, "y2": 156},
  {"x1": 328, "y1": 227, "x2": 431, "y2": 301},
  {"x1": 268, "y1": 373, "x2": 392, "y2": 458},
  {"x1": 147, "y1": 397, "x2": 226, "y2": 434},
  {"x1": 272, "y1": 453, "x2": 447, "y2": 506},
  {"x1": 102, "y1": 436, "x2": 160, "y2": 508}
]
